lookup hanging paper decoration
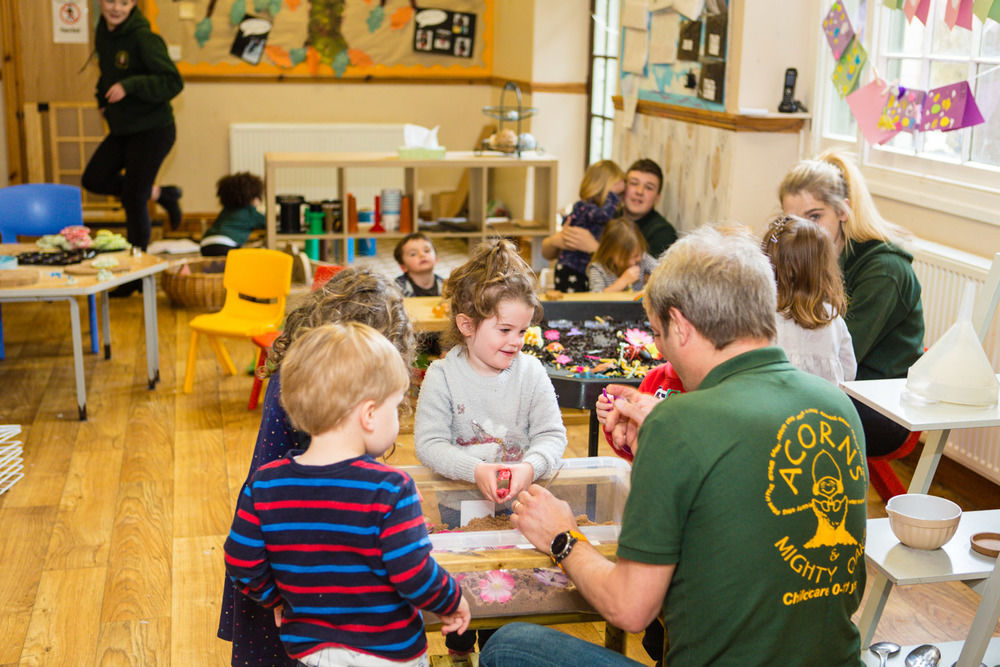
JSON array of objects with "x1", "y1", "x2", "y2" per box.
[
  {"x1": 880, "y1": 87, "x2": 926, "y2": 131},
  {"x1": 944, "y1": 0, "x2": 974, "y2": 29},
  {"x1": 903, "y1": 0, "x2": 931, "y2": 24},
  {"x1": 921, "y1": 81, "x2": 985, "y2": 131},
  {"x1": 848, "y1": 79, "x2": 902, "y2": 146},
  {"x1": 990, "y1": 0, "x2": 1000, "y2": 21},
  {"x1": 883, "y1": 0, "x2": 903, "y2": 6},
  {"x1": 823, "y1": 2, "x2": 856, "y2": 60},
  {"x1": 832, "y1": 38, "x2": 868, "y2": 98}
]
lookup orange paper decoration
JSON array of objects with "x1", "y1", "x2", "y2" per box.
[
  {"x1": 347, "y1": 49, "x2": 373, "y2": 67},
  {"x1": 265, "y1": 45, "x2": 292, "y2": 69},
  {"x1": 306, "y1": 46, "x2": 321, "y2": 75},
  {"x1": 390, "y1": 6, "x2": 415, "y2": 29}
]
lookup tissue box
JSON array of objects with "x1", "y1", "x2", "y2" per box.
[{"x1": 398, "y1": 146, "x2": 446, "y2": 160}]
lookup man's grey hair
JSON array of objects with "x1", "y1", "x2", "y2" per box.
[{"x1": 646, "y1": 225, "x2": 777, "y2": 349}]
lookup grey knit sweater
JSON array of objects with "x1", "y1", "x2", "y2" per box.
[{"x1": 414, "y1": 346, "x2": 567, "y2": 483}]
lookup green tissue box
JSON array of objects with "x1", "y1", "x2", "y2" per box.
[{"x1": 397, "y1": 146, "x2": 446, "y2": 160}]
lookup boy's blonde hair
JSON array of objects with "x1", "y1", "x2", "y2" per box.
[
  {"x1": 762, "y1": 215, "x2": 846, "y2": 330},
  {"x1": 579, "y1": 159, "x2": 625, "y2": 207},
  {"x1": 590, "y1": 218, "x2": 648, "y2": 278},
  {"x1": 280, "y1": 322, "x2": 410, "y2": 436},
  {"x1": 778, "y1": 150, "x2": 910, "y2": 250},
  {"x1": 442, "y1": 239, "x2": 542, "y2": 349}
]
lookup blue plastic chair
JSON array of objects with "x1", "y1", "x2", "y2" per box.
[{"x1": 0, "y1": 184, "x2": 99, "y2": 359}]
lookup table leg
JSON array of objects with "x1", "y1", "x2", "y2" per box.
[
  {"x1": 88, "y1": 294, "x2": 98, "y2": 354},
  {"x1": 67, "y1": 297, "x2": 87, "y2": 421},
  {"x1": 907, "y1": 429, "x2": 951, "y2": 494},
  {"x1": 856, "y1": 572, "x2": 892, "y2": 648},
  {"x1": 955, "y1": 553, "x2": 1000, "y2": 667},
  {"x1": 588, "y1": 410, "x2": 600, "y2": 457},
  {"x1": 604, "y1": 623, "x2": 626, "y2": 654},
  {"x1": 100, "y1": 290, "x2": 111, "y2": 360},
  {"x1": 141, "y1": 276, "x2": 159, "y2": 389}
]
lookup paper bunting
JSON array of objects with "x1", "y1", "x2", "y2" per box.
[
  {"x1": 832, "y1": 38, "x2": 867, "y2": 98},
  {"x1": 880, "y1": 87, "x2": 926, "y2": 132},
  {"x1": 903, "y1": 0, "x2": 931, "y2": 23},
  {"x1": 991, "y1": 0, "x2": 1000, "y2": 20},
  {"x1": 973, "y1": 0, "x2": 993, "y2": 20},
  {"x1": 823, "y1": 2, "x2": 856, "y2": 60},
  {"x1": 944, "y1": 0, "x2": 974, "y2": 29},
  {"x1": 883, "y1": 0, "x2": 903, "y2": 7},
  {"x1": 848, "y1": 79, "x2": 902, "y2": 146},
  {"x1": 921, "y1": 81, "x2": 985, "y2": 132}
]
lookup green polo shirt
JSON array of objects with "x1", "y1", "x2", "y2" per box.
[{"x1": 618, "y1": 347, "x2": 866, "y2": 667}]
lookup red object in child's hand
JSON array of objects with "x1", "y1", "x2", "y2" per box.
[{"x1": 496, "y1": 468, "x2": 512, "y2": 499}]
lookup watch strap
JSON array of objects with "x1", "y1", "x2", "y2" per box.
[{"x1": 551, "y1": 529, "x2": 589, "y2": 565}]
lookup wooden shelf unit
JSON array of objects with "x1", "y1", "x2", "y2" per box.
[{"x1": 263, "y1": 151, "x2": 558, "y2": 260}]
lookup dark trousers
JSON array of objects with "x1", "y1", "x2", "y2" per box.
[
  {"x1": 200, "y1": 244, "x2": 234, "y2": 257},
  {"x1": 851, "y1": 396, "x2": 912, "y2": 457},
  {"x1": 82, "y1": 123, "x2": 176, "y2": 250}
]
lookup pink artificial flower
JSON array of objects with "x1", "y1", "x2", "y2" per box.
[
  {"x1": 544, "y1": 329, "x2": 560, "y2": 341},
  {"x1": 555, "y1": 354, "x2": 572, "y2": 365},
  {"x1": 478, "y1": 570, "x2": 516, "y2": 604},
  {"x1": 625, "y1": 328, "x2": 654, "y2": 346}
]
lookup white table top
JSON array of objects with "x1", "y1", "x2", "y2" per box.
[
  {"x1": 841, "y1": 376, "x2": 1000, "y2": 431},
  {"x1": 865, "y1": 509, "x2": 1000, "y2": 585},
  {"x1": 0, "y1": 251, "x2": 167, "y2": 299}
]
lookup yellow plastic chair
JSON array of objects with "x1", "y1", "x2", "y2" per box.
[{"x1": 183, "y1": 248, "x2": 293, "y2": 393}]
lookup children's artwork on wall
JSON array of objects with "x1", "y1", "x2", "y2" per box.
[
  {"x1": 823, "y1": 2, "x2": 855, "y2": 60},
  {"x1": 921, "y1": 81, "x2": 985, "y2": 131},
  {"x1": 698, "y1": 60, "x2": 724, "y2": 103},
  {"x1": 703, "y1": 12, "x2": 726, "y2": 58},
  {"x1": 847, "y1": 78, "x2": 901, "y2": 145},
  {"x1": 903, "y1": 0, "x2": 931, "y2": 24},
  {"x1": 880, "y1": 87, "x2": 926, "y2": 131},
  {"x1": 676, "y1": 19, "x2": 701, "y2": 60},
  {"x1": 412, "y1": 8, "x2": 476, "y2": 58},
  {"x1": 147, "y1": 0, "x2": 492, "y2": 79},
  {"x1": 831, "y1": 37, "x2": 867, "y2": 98},
  {"x1": 944, "y1": 0, "x2": 974, "y2": 29},
  {"x1": 649, "y1": 10, "x2": 681, "y2": 63}
]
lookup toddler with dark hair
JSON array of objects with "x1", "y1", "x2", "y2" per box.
[{"x1": 200, "y1": 171, "x2": 266, "y2": 256}]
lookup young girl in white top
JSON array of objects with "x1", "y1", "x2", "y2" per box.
[
  {"x1": 414, "y1": 239, "x2": 567, "y2": 656},
  {"x1": 762, "y1": 214, "x2": 857, "y2": 385},
  {"x1": 586, "y1": 217, "x2": 658, "y2": 292}
]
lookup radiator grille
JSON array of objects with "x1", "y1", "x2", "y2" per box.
[
  {"x1": 910, "y1": 239, "x2": 1000, "y2": 484},
  {"x1": 229, "y1": 123, "x2": 406, "y2": 209}
]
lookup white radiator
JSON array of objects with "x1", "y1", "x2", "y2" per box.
[
  {"x1": 910, "y1": 238, "x2": 1000, "y2": 484},
  {"x1": 229, "y1": 123, "x2": 406, "y2": 208}
]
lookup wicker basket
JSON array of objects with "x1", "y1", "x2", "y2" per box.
[{"x1": 162, "y1": 258, "x2": 226, "y2": 310}]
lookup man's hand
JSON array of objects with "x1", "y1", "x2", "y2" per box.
[
  {"x1": 602, "y1": 384, "x2": 658, "y2": 453},
  {"x1": 104, "y1": 83, "x2": 126, "y2": 103},
  {"x1": 509, "y1": 484, "x2": 577, "y2": 554},
  {"x1": 438, "y1": 596, "x2": 471, "y2": 636}
]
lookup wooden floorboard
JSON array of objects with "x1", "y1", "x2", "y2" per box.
[{"x1": 1, "y1": 292, "x2": 999, "y2": 664}]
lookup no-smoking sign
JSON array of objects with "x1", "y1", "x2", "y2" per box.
[{"x1": 52, "y1": 0, "x2": 88, "y2": 44}]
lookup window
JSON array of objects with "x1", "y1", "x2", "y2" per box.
[
  {"x1": 587, "y1": 0, "x2": 620, "y2": 166},
  {"x1": 817, "y1": 0, "x2": 1000, "y2": 222}
]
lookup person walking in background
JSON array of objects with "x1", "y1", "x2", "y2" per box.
[
  {"x1": 82, "y1": 0, "x2": 183, "y2": 294},
  {"x1": 200, "y1": 172, "x2": 266, "y2": 256}
]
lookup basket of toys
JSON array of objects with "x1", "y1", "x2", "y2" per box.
[{"x1": 161, "y1": 258, "x2": 226, "y2": 310}]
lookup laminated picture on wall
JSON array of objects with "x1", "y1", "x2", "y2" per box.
[
  {"x1": 411, "y1": 7, "x2": 477, "y2": 58},
  {"x1": 230, "y1": 16, "x2": 271, "y2": 65}
]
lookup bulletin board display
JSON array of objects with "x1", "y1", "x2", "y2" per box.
[
  {"x1": 145, "y1": 0, "x2": 492, "y2": 79},
  {"x1": 619, "y1": 1, "x2": 728, "y2": 112}
]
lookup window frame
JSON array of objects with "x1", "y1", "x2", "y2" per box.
[
  {"x1": 586, "y1": 0, "x2": 620, "y2": 166},
  {"x1": 814, "y1": 0, "x2": 1000, "y2": 227}
]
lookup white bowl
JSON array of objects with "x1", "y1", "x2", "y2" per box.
[{"x1": 886, "y1": 493, "x2": 962, "y2": 550}]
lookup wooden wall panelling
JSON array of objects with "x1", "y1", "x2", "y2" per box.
[
  {"x1": 1, "y1": 0, "x2": 25, "y2": 182},
  {"x1": 22, "y1": 103, "x2": 45, "y2": 182}
]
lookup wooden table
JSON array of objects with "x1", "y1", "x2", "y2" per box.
[
  {"x1": 0, "y1": 251, "x2": 168, "y2": 419},
  {"x1": 403, "y1": 458, "x2": 630, "y2": 653},
  {"x1": 843, "y1": 376, "x2": 1000, "y2": 666}
]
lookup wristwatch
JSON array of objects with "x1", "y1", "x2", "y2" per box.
[{"x1": 550, "y1": 529, "x2": 588, "y2": 566}]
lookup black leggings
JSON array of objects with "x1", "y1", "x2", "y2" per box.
[
  {"x1": 851, "y1": 397, "x2": 912, "y2": 457},
  {"x1": 82, "y1": 123, "x2": 176, "y2": 250}
]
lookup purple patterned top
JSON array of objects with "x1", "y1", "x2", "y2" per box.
[{"x1": 556, "y1": 191, "x2": 620, "y2": 274}]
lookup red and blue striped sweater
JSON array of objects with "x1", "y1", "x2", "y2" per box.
[{"x1": 224, "y1": 453, "x2": 462, "y2": 662}]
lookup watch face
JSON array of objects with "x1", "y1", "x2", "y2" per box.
[{"x1": 551, "y1": 532, "x2": 569, "y2": 556}]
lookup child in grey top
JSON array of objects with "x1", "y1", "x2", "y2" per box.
[
  {"x1": 414, "y1": 240, "x2": 567, "y2": 505},
  {"x1": 586, "y1": 218, "x2": 659, "y2": 292}
]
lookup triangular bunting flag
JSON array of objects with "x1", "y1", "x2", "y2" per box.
[
  {"x1": 848, "y1": 79, "x2": 902, "y2": 145},
  {"x1": 921, "y1": 81, "x2": 985, "y2": 132},
  {"x1": 823, "y1": 2, "x2": 856, "y2": 60},
  {"x1": 831, "y1": 38, "x2": 867, "y2": 98}
]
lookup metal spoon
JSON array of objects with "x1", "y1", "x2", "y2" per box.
[
  {"x1": 905, "y1": 644, "x2": 941, "y2": 667},
  {"x1": 870, "y1": 641, "x2": 901, "y2": 667}
]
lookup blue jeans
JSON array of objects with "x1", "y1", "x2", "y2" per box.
[{"x1": 478, "y1": 623, "x2": 645, "y2": 667}]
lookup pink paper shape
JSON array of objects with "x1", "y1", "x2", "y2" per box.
[
  {"x1": 945, "y1": 0, "x2": 975, "y2": 29},
  {"x1": 921, "y1": 81, "x2": 986, "y2": 132},
  {"x1": 903, "y1": 0, "x2": 931, "y2": 23},
  {"x1": 823, "y1": 2, "x2": 856, "y2": 60},
  {"x1": 848, "y1": 79, "x2": 902, "y2": 146}
]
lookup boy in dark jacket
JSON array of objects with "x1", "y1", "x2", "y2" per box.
[{"x1": 200, "y1": 173, "x2": 267, "y2": 256}]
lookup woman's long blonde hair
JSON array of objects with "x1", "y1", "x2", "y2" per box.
[
  {"x1": 762, "y1": 215, "x2": 846, "y2": 329},
  {"x1": 778, "y1": 149, "x2": 909, "y2": 248},
  {"x1": 579, "y1": 159, "x2": 624, "y2": 207}
]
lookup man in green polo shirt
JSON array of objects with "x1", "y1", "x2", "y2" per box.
[
  {"x1": 482, "y1": 226, "x2": 867, "y2": 667},
  {"x1": 541, "y1": 158, "x2": 678, "y2": 266}
]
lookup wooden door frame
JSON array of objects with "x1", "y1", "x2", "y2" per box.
[{"x1": 0, "y1": 0, "x2": 25, "y2": 183}]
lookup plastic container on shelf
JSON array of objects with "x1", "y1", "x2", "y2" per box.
[
  {"x1": 304, "y1": 208, "x2": 324, "y2": 260},
  {"x1": 276, "y1": 194, "x2": 304, "y2": 233},
  {"x1": 357, "y1": 209, "x2": 377, "y2": 256}
]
